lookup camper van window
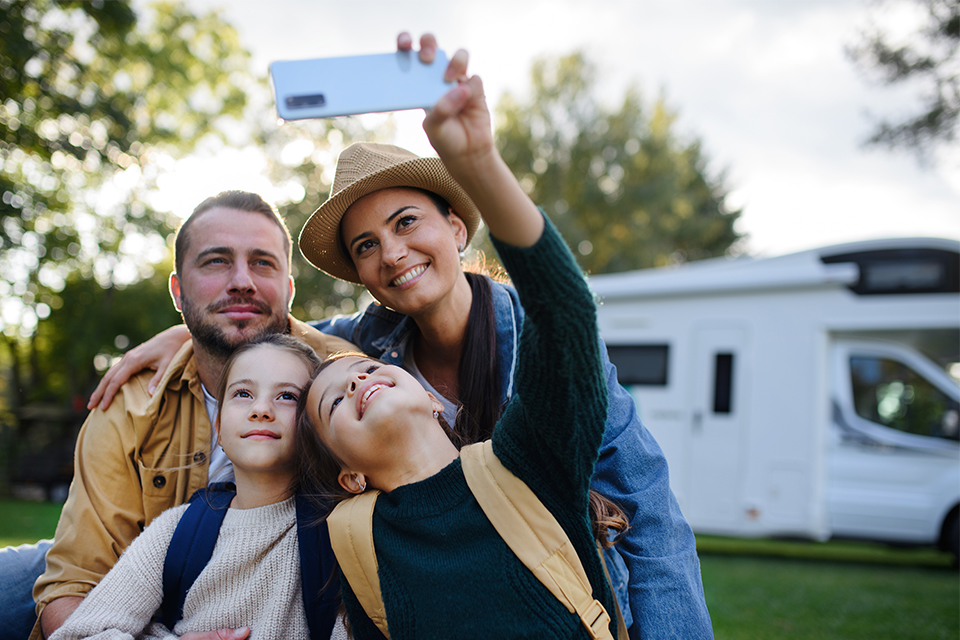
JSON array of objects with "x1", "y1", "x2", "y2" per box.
[
  {"x1": 606, "y1": 345, "x2": 669, "y2": 386},
  {"x1": 850, "y1": 356, "x2": 960, "y2": 441},
  {"x1": 713, "y1": 353, "x2": 734, "y2": 414}
]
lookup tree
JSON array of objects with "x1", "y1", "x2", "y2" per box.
[
  {"x1": 1, "y1": 0, "x2": 252, "y2": 336},
  {"x1": 0, "y1": 0, "x2": 254, "y2": 491},
  {"x1": 493, "y1": 52, "x2": 742, "y2": 275},
  {"x1": 848, "y1": 0, "x2": 960, "y2": 158}
]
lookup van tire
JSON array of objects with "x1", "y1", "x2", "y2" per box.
[{"x1": 945, "y1": 511, "x2": 959, "y2": 568}]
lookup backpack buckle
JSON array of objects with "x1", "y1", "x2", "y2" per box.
[{"x1": 583, "y1": 599, "x2": 612, "y2": 639}]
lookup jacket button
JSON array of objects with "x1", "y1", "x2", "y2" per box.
[
  {"x1": 152, "y1": 475, "x2": 166, "y2": 489},
  {"x1": 193, "y1": 451, "x2": 206, "y2": 464},
  {"x1": 390, "y1": 351, "x2": 398, "y2": 358}
]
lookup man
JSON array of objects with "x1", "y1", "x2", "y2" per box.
[{"x1": 9, "y1": 191, "x2": 353, "y2": 639}]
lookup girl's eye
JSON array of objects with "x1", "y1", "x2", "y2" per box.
[
  {"x1": 232, "y1": 389, "x2": 251, "y2": 399},
  {"x1": 329, "y1": 396, "x2": 342, "y2": 417},
  {"x1": 365, "y1": 365, "x2": 378, "y2": 374},
  {"x1": 279, "y1": 391, "x2": 298, "y2": 401}
]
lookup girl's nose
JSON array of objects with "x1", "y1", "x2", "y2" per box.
[{"x1": 347, "y1": 372, "x2": 367, "y2": 395}]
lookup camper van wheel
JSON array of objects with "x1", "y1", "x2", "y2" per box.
[{"x1": 945, "y1": 511, "x2": 959, "y2": 569}]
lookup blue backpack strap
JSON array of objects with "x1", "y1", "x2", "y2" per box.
[
  {"x1": 161, "y1": 484, "x2": 236, "y2": 631},
  {"x1": 296, "y1": 493, "x2": 340, "y2": 640}
]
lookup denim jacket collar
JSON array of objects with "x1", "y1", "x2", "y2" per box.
[{"x1": 346, "y1": 277, "x2": 523, "y2": 407}]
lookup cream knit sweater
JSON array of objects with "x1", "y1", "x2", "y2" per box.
[{"x1": 49, "y1": 497, "x2": 311, "y2": 640}]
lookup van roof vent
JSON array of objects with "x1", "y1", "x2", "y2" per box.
[{"x1": 821, "y1": 248, "x2": 959, "y2": 295}]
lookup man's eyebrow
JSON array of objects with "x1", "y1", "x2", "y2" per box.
[
  {"x1": 248, "y1": 248, "x2": 283, "y2": 262},
  {"x1": 195, "y1": 246, "x2": 234, "y2": 262},
  {"x1": 347, "y1": 205, "x2": 418, "y2": 252}
]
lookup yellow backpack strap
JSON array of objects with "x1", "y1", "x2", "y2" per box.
[
  {"x1": 598, "y1": 542, "x2": 630, "y2": 640},
  {"x1": 327, "y1": 490, "x2": 391, "y2": 639},
  {"x1": 460, "y1": 441, "x2": 617, "y2": 640}
]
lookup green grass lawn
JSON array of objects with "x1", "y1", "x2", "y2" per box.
[
  {"x1": 698, "y1": 535, "x2": 959, "y2": 640},
  {"x1": 0, "y1": 498, "x2": 62, "y2": 547},
  {"x1": 2, "y1": 499, "x2": 957, "y2": 638}
]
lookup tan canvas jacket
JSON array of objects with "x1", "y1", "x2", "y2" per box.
[{"x1": 30, "y1": 318, "x2": 354, "y2": 639}]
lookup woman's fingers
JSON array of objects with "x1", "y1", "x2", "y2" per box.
[
  {"x1": 445, "y1": 48, "x2": 469, "y2": 82},
  {"x1": 418, "y1": 33, "x2": 438, "y2": 63},
  {"x1": 397, "y1": 32, "x2": 445, "y2": 67}
]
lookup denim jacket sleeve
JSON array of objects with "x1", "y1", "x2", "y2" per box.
[{"x1": 592, "y1": 344, "x2": 714, "y2": 639}]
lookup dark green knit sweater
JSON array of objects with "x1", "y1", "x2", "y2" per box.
[{"x1": 342, "y1": 217, "x2": 614, "y2": 639}]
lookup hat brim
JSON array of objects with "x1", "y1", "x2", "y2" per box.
[{"x1": 299, "y1": 156, "x2": 481, "y2": 285}]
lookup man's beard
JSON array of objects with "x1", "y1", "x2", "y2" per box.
[{"x1": 180, "y1": 294, "x2": 289, "y2": 361}]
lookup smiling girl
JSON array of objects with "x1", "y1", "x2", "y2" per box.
[{"x1": 49, "y1": 335, "x2": 334, "y2": 640}]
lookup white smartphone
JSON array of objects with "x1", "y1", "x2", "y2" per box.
[{"x1": 269, "y1": 50, "x2": 453, "y2": 120}]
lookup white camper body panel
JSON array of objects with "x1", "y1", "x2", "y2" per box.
[{"x1": 591, "y1": 238, "x2": 960, "y2": 544}]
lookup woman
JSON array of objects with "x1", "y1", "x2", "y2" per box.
[
  {"x1": 296, "y1": 67, "x2": 616, "y2": 633},
  {"x1": 89, "y1": 34, "x2": 712, "y2": 639}
]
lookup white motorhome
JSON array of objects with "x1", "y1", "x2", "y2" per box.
[{"x1": 591, "y1": 237, "x2": 960, "y2": 559}]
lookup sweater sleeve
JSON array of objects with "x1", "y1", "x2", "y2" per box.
[
  {"x1": 488, "y1": 214, "x2": 607, "y2": 512},
  {"x1": 47, "y1": 505, "x2": 188, "y2": 640}
]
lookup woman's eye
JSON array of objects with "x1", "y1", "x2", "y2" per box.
[
  {"x1": 355, "y1": 239, "x2": 376, "y2": 256},
  {"x1": 397, "y1": 215, "x2": 416, "y2": 229}
]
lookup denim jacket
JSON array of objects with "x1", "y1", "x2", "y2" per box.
[{"x1": 313, "y1": 278, "x2": 714, "y2": 639}]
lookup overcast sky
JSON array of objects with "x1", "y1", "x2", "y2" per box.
[{"x1": 170, "y1": 0, "x2": 959, "y2": 258}]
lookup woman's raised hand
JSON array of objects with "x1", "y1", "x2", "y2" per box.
[
  {"x1": 397, "y1": 32, "x2": 493, "y2": 177},
  {"x1": 400, "y1": 32, "x2": 542, "y2": 248}
]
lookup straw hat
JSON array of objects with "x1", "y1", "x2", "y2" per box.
[{"x1": 299, "y1": 142, "x2": 481, "y2": 284}]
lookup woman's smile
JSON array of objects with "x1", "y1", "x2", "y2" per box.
[{"x1": 391, "y1": 264, "x2": 428, "y2": 288}]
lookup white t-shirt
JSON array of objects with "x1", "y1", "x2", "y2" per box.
[{"x1": 202, "y1": 384, "x2": 235, "y2": 484}]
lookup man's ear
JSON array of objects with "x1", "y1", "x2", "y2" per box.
[
  {"x1": 287, "y1": 275, "x2": 295, "y2": 311},
  {"x1": 169, "y1": 272, "x2": 183, "y2": 312},
  {"x1": 338, "y1": 470, "x2": 368, "y2": 494}
]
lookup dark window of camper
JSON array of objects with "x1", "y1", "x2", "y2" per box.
[
  {"x1": 821, "y1": 248, "x2": 959, "y2": 295},
  {"x1": 607, "y1": 345, "x2": 669, "y2": 386},
  {"x1": 850, "y1": 356, "x2": 959, "y2": 441},
  {"x1": 713, "y1": 353, "x2": 734, "y2": 414}
]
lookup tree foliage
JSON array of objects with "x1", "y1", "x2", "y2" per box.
[
  {"x1": 492, "y1": 52, "x2": 742, "y2": 274},
  {"x1": 848, "y1": 0, "x2": 960, "y2": 158},
  {"x1": 0, "y1": 0, "x2": 252, "y2": 341},
  {"x1": 0, "y1": 0, "x2": 256, "y2": 490}
]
